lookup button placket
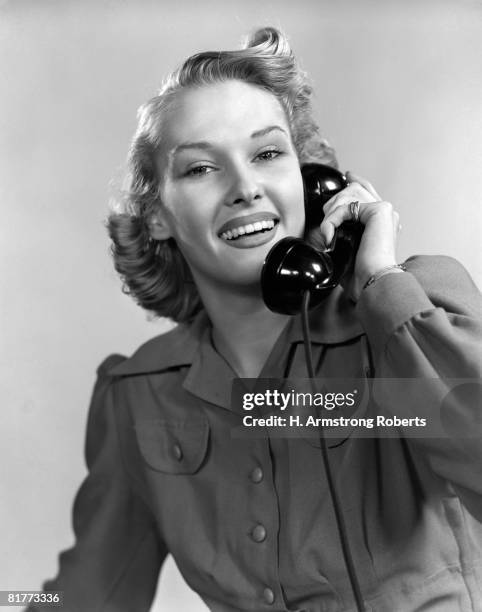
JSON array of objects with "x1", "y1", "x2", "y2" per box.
[{"x1": 244, "y1": 439, "x2": 286, "y2": 611}]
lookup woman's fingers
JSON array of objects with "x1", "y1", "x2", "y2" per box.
[
  {"x1": 319, "y1": 199, "x2": 397, "y2": 249},
  {"x1": 319, "y1": 176, "x2": 389, "y2": 249},
  {"x1": 322, "y1": 181, "x2": 376, "y2": 217},
  {"x1": 316, "y1": 173, "x2": 401, "y2": 300},
  {"x1": 319, "y1": 199, "x2": 370, "y2": 248},
  {"x1": 346, "y1": 171, "x2": 381, "y2": 200}
]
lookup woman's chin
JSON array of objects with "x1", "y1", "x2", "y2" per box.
[
  {"x1": 226, "y1": 247, "x2": 273, "y2": 284},
  {"x1": 189, "y1": 239, "x2": 283, "y2": 295}
]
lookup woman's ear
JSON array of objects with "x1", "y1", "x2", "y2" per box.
[{"x1": 147, "y1": 208, "x2": 173, "y2": 241}]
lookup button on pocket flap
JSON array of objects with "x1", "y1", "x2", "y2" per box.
[{"x1": 135, "y1": 418, "x2": 209, "y2": 474}]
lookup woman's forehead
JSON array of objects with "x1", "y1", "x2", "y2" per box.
[{"x1": 162, "y1": 80, "x2": 290, "y2": 151}]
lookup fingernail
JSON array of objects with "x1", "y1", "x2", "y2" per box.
[
  {"x1": 328, "y1": 224, "x2": 335, "y2": 245},
  {"x1": 323, "y1": 232, "x2": 334, "y2": 251}
]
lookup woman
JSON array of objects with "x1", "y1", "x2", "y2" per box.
[{"x1": 30, "y1": 27, "x2": 482, "y2": 612}]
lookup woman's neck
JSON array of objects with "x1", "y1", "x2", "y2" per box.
[{"x1": 198, "y1": 283, "x2": 291, "y2": 379}]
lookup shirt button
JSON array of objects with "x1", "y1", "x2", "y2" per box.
[
  {"x1": 172, "y1": 443, "x2": 183, "y2": 461},
  {"x1": 262, "y1": 587, "x2": 275, "y2": 604},
  {"x1": 250, "y1": 466, "x2": 264, "y2": 483},
  {"x1": 251, "y1": 524, "x2": 267, "y2": 542}
]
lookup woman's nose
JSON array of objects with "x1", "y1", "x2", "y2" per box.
[{"x1": 226, "y1": 166, "x2": 264, "y2": 206}]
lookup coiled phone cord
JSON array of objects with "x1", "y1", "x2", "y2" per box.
[{"x1": 301, "y1": 290, "x2": 366, "y2": 612}]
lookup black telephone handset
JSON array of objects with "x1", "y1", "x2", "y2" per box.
[{"x1": 261, "y1": 163, "x2": 363, "y2": 315}]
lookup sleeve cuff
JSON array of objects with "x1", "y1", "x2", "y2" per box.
[{"x1": 356, "y1": 269, "x2": 434, "y2": 358}]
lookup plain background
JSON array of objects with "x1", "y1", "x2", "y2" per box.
[{"x1": 1, "y1": 1, "x2": 481, "y2": 610}]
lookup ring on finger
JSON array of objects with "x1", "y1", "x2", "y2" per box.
[{"x1": 349, "y1": 200, "x2": 360, "y2": 223}]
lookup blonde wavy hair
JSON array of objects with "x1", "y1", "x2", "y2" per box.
[{"x1": 107, "y1": 27, "x2": 338, "y2": 323}]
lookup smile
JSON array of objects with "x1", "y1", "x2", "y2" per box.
[
  {"x1": 220, "y1": 219, "x2": 277, "y2": 241},
  {"x1": 217, "y1": 212, "x2": 280, "y2": 246}
]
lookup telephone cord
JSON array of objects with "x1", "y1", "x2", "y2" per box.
[{"x1": 301, "y1": 290, "x2": 366, "y2": 612}]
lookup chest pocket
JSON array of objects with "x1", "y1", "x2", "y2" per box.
[{"x1": 134, "y1": 417, "x2": 209, "y2": 475}]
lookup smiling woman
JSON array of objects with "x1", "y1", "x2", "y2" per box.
[
  {"x1": 147, "y1": 81, "x2": 305, "y2": 296},
  {"x1": 107, "y1": 28, "x2": 336, "y2": 325},
  {"x1": 27, "y1": 26, "x2": 482, "y2": 612}
]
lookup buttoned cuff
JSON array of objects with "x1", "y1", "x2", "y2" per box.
[{"x1": 356, "y1": 269, "x2": 434, "y2": 359}]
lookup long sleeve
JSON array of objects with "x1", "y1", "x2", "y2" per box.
[
  {"x1": 356, "y1": 255, "x2": 482, "y2": 514},
  {"x1": 28, "y1": 355, "x2": 167, "y2": 612}
]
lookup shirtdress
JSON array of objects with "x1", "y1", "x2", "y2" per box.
[{"x1": 29, "y1": 255, "x2": 482, "y2": 612}]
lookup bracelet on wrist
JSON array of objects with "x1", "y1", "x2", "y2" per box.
[{"x1": 362, "y1": 264, "x2": 407, "y2": 291}]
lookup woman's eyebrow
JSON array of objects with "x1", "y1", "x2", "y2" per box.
[
  {"x1": 251, "y1": 125, "x2": 288, "y2": 139},
  {"x1": 170, "y1": 125, "x2": 288, "y2": 158},
  {"x1": 170, "y1": 141, "x2": 212, "y2": 157}
]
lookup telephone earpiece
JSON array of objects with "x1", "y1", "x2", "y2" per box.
[{"x1": 261, "y1": 163, "x2": 363, "y2": 315}]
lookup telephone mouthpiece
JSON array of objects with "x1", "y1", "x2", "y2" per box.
[{"x1": 261, "y1": 238, "x2": 336, "y2": 315}]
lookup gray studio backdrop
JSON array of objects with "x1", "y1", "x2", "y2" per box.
[{"x1": 1, "y1": 1, "x2": 481, "y2": 610}]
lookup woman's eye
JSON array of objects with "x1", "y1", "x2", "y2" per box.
[
  {"x1": 185, "y1": 165, "x2": 214, "y2": 177},
  {"x1": 256, "y1": 149, "x2": 282, "y2": 162}
]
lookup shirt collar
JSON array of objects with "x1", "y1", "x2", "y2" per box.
[{"x1": 107, "y1": 286, "x2": 364, "y2": 378}]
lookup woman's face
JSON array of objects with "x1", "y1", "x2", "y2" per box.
[{"x1": 152, "y1": 80, "x2": 305, "y2": 291}]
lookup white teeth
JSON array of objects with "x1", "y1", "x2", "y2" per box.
[{"x1": 220, "y1": 218, "x2": 277, "y2": 241}]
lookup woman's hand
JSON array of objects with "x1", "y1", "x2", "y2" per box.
[{"x1": 319, "y1": 171, "x2": 401, "y2": 301}]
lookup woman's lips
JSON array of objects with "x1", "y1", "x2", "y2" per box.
[
  {"x1": 221, "y1": 222, "x2": 279, "y2": 248},
  {"x1": 218, "y1": 212, "x2": 279, "y2": 249},
  {"x1": 217, "y1": 212, "x2": 279, "y2": 248},
  {"x1": 220, "y1": 218, "x2": 276, "y2": 240},
  {"x1": 217, "y1": 212, "x2": 279, "y2": 236}
]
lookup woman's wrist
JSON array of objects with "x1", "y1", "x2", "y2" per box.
[{"x1": 361, "y1": 264, "x2": 406, "y2": 292}]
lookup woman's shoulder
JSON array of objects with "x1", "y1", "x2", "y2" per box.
[{"x1": 98, "y1": 312, "x2": 208, "y2": 379}]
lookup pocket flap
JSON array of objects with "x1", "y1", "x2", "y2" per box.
[{"x1": 134, "y1": 418, "x2": 209, "y2": 474}]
